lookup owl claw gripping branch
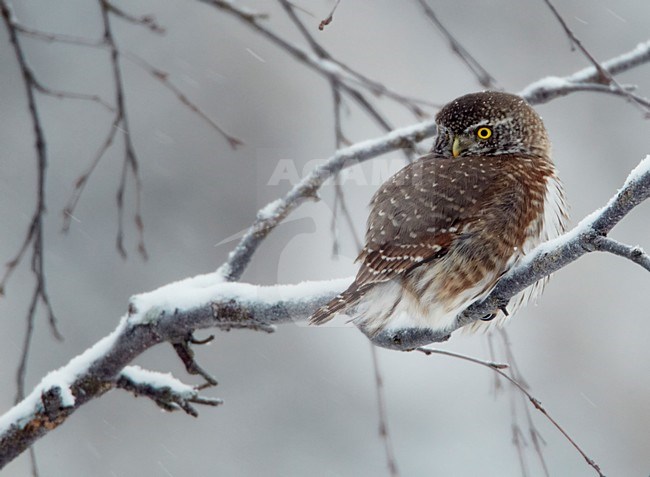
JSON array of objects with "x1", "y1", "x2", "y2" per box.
[{"x1": 310, "y1": 92, "x2": 568, "y2": 337}]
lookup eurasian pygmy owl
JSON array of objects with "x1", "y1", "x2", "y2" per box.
[{"x1": 310, "y1": 91, "x2": 568, "y2": 336}]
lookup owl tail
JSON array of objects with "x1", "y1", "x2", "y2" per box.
[{"x1": 309, "y1": 283, "x2": 366, "y2": 325}]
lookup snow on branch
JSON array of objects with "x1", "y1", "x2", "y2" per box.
[
  {"x1": 1, "y1": 39, "x2": 650, "y2": 469},
  {"x1": 2, "y1": 154, "x2": 649, "y2": 467},
  {"x1": 455, "y1": 155, "x2": 650, "y2": 329},
  {"x1": 116, "y1": 366, "x2": 222, "y2": 416},
  {"x1": 0, "y1": 276, "x2": 350, "y2": 468},
  {"x1": 521, "y1": 40, "x2": 650, "y2": 106}
]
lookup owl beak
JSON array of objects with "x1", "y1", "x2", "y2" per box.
[{"x1": 452, "y1": 136, "x2": 461, "y2": 157}]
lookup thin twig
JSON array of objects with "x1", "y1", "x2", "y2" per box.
[
  {"x1": 276, "y1": 0, "x2": 417, "y2": 161},
  {"x1": 14, "y1": 23, "x2": 105, "y2": 47},
  {"x1": 416, "y1": 0, "x2": 498, "y2": 88},
  {"x1": 416, "y1": 347, "x2": 605, "y2": 477},
  {"x1": 415, "y1": 347, "x2": 508, "y2": 369},
  {"x1": 541, "y1": 0, "x2": 610, "y2": 82},
  {"x1": 101, "y1": 0, "x2": 165, "y2": 34},
  {"x1": 31, "y1": 77, "x2": 114, "y2": 112},
  {"x1": 62, "y1": 118, "x2": 120, "y2": 231},
  {"x1": 1, "y1": 4, "x2": 65, "y2": 475},
  {"x1": 369, "y1": 345, "x2": 400, "y2": 477},
  {"x1": 591, "y1": 236, "x2": 650, "y2": 272},
  {"x1": 0, "y1": 0, "x2": 63, "y2": 337},
  {"x1": 498, "y1": 329, "x2": 550, "y2": 477},
  {"x1": 121, "y1": 50, "x2": 243, "y2": 148},
  {"x1": 99, "y1": 0, "x2": 148, "y2": 260},
  {"x1": 541, "y1": 0, "x2": 650, "y2": 115},
  {"x1": 208, "y1": 0, "x2": 435, "y2": 126}
]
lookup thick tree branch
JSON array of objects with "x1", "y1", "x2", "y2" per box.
[{"x1": 0, "y1": 277, "x2": 348, "y2": 468}]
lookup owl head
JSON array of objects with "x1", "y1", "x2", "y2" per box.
[{"x1": 432, "y1": 91, "x2": 550, "y2": 158}]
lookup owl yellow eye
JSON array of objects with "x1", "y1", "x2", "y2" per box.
[{"x1": 477, "y1": 127, "x2": 492, "y2": 140}]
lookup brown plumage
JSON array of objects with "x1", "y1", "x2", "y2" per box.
[{"x1": 310, "y1": 91, "x2": 568, "y2": 336}]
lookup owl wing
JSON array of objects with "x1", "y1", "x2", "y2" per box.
[
  {"x1": 310, "y1": 154, "x2": 498, "y2": 325},
  {"x1": 354, "y1": 154, "x2": 498, "y2": 286}
]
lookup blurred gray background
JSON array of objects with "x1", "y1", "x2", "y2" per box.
[{"x1": 1, "y1": 0, "x2": 649, "y2": 475}]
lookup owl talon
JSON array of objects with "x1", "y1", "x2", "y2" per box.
[
  {"x1": 481, "y1": 313, "x2": 496, "y2": 321},
  {"x1": 499, "y1": 305, "x2": 510, "y2": 316}
]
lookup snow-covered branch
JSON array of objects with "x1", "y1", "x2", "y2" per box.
[
  {"x1": 116, "y1": 366, "x2": 222, "y2": 416},
  {"x1": 0, "y1": 277, "x2": 349, "y2": 468},
  {"x1": 521, "y1": 40, "x2": 650, "y2": 106},
  {"x1": 1, "y1": 38, "x2": 650, "y2": 470},
  {"x1": 456, "y1": 155, "x2": 650, "y2": 329},
  {"x1": 2, "y1": 153, "x2": 649, "y2": 467}
]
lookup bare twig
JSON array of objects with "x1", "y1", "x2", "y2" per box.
[
  {"x1": 416, "y1": 0, "x2": 498, "y2": 88},
  {"x1": 0, "y1": 4, "x2": 65, "y2": 474},
  {"x1": 416, "y1": 347, "x2": 605, "y2": 476},
  {"x1": 31, "y1": 77, "x2": 115, "y2": 112},
  {"x1": 276, "y1": 0, "x2": 419, "y2": 162},
  {"x1": 415, "y1": 347, "x2": 508, "y2": 369},
  {"x1": 0, "y1": 0, "x2": 63, "y2": 344},
  {"x1": 14, "y1": 23, "x2": 105, "y2": 47},
  {"x1": 369, "y1": 346, "x2": 400, "y2": 477},
  {"x1": 497, "y1": 329, "x2": 550, "y2": 476},
  {"x1": 541, "y1": 0, "x2": 609, "y2": 82},
  {"x1": 14, "y1": 21, "x2": 243, "y2": 142},
  {"x1": 541, "y1": 0, "x2": 650, "y2": 115},
  {"x1": 205, "y1": 0, "x2": 434, "y2": 124},
  {"x1": 172, "y1": 338, "x2": 219, "y2": 387},
  {"x1": 99, "y1": 0, "x2": 147, "y2": 260},
  {"x1": 121, "y1": 50, "x2": 243, "y2": 148},
  {"x1": 101, "y1": 0, "x2": 165, "y2": 34},
  {"x1": 62, "y1": 118, "x2": 120, "y2": 231},
  {"x1": 60, "y1": 53, "x2": 241, "y2": 234},
  {"x1": 329, "y1": 82, "x2": 357, "y2": 257}
]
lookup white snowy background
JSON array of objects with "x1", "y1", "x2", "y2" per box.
[{"x1": 1, "y1": 0, "x2": 649, "y2": 475}]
